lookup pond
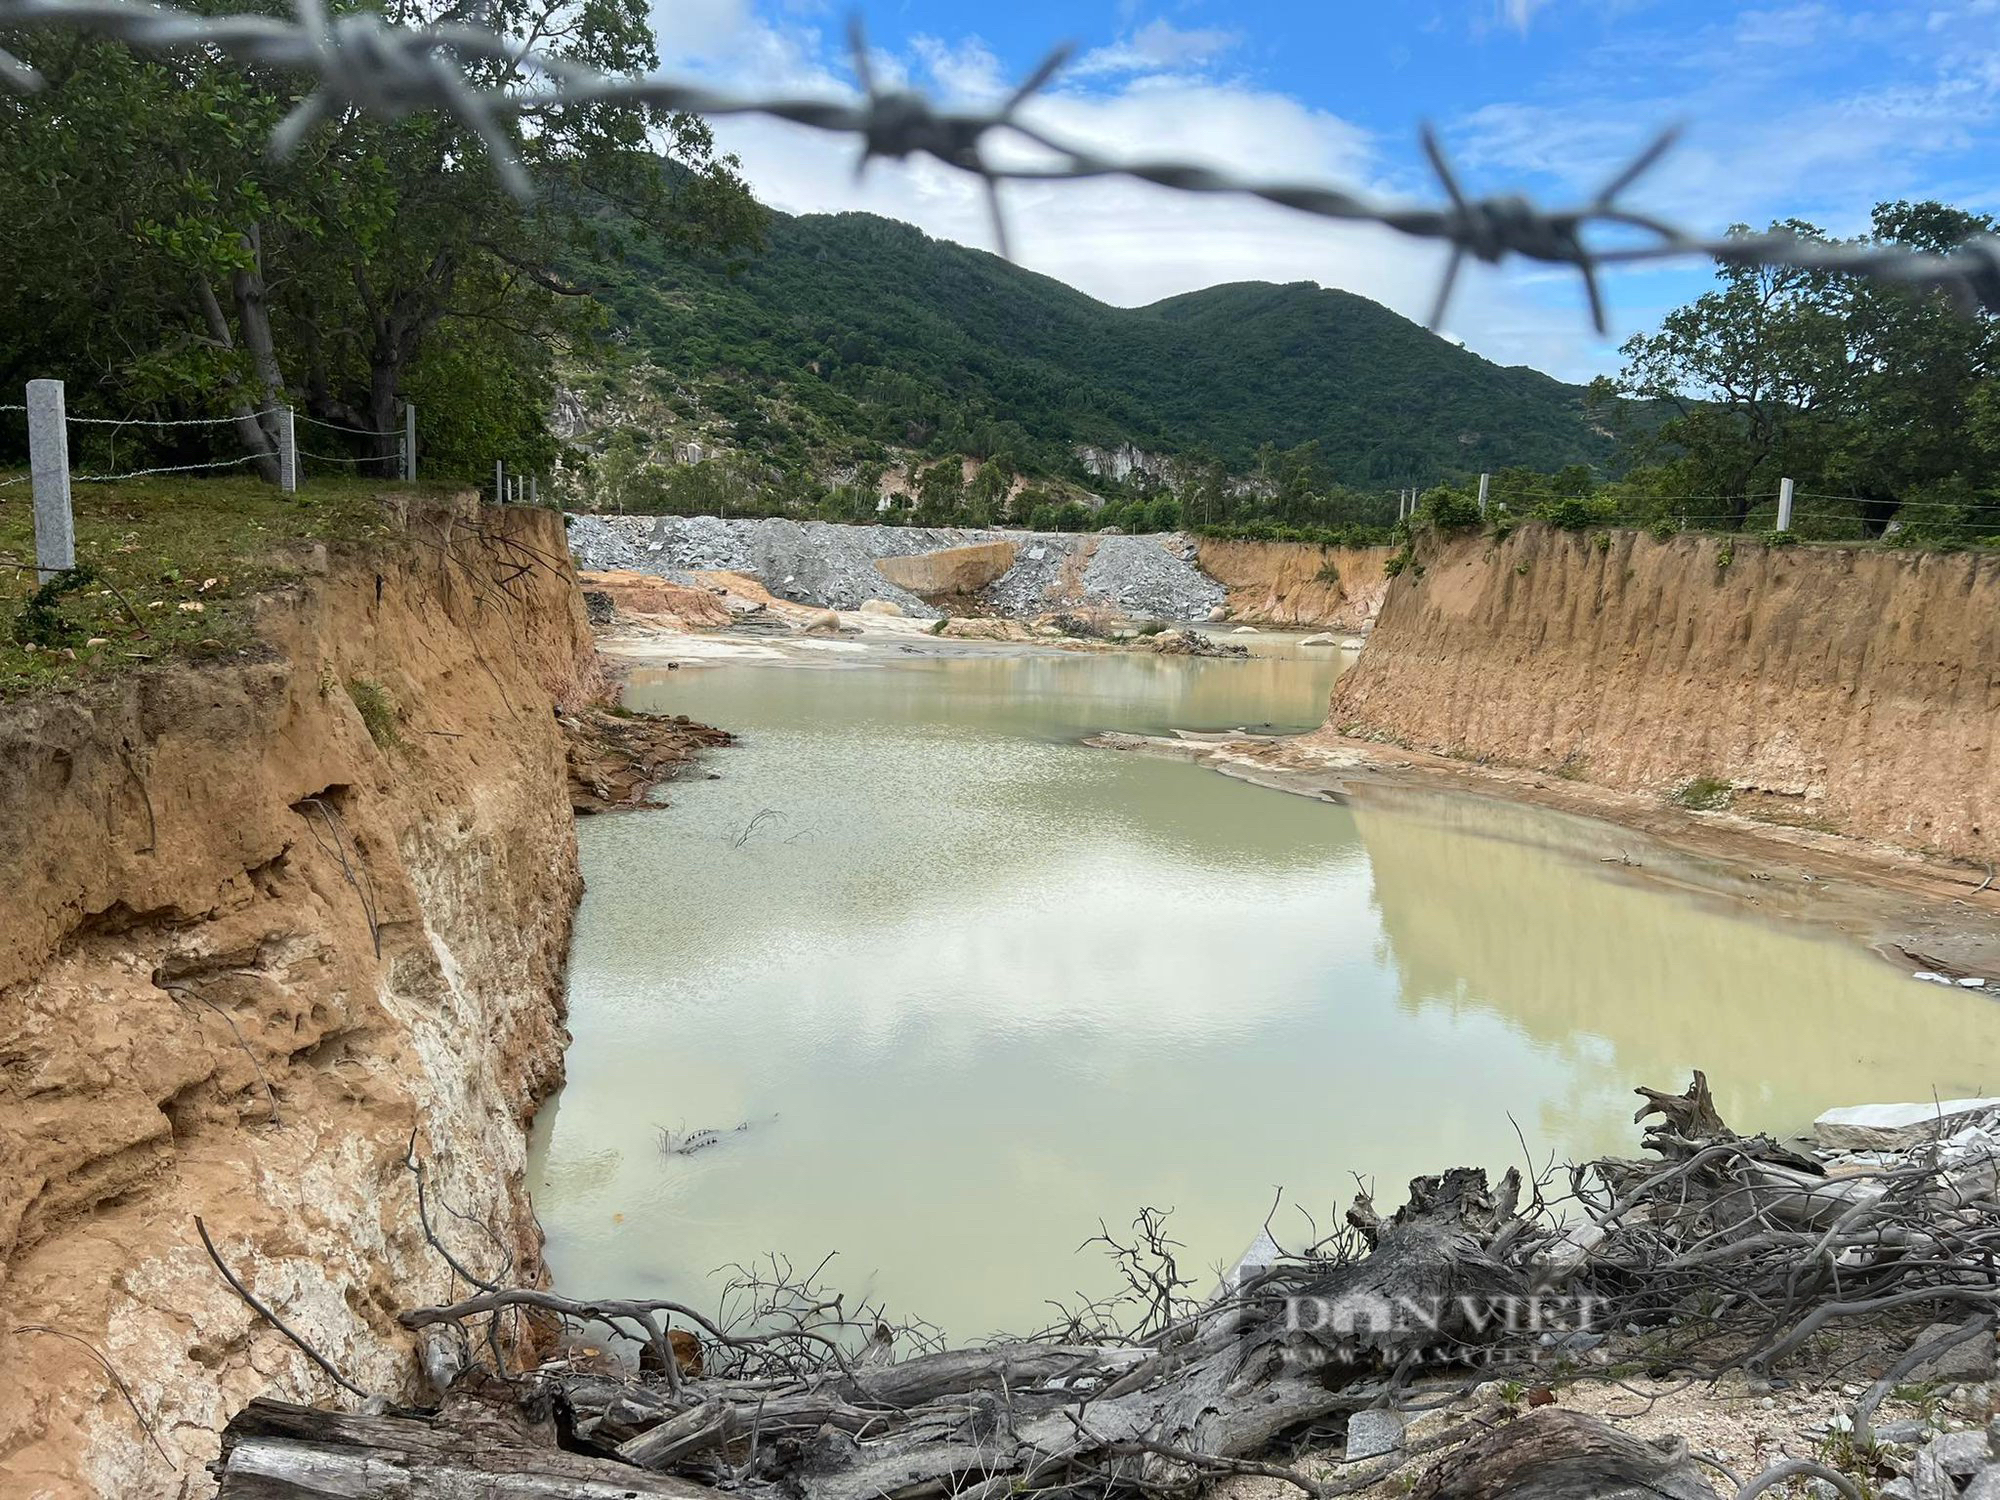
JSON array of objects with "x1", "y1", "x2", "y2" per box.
[{"x1": 528, "y1": 634, "x2": 2000, "y2": 1341}]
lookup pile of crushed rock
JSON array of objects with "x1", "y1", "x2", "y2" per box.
[{"x1": 565, "y1": 515, "x2": 1226, "y2": 622}]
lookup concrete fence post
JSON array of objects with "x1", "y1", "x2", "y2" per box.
[
  {"x1": 1777, "y1": 476, "x2": 1794, "y2": 532},
  {"x1": 402, "y1": 403, "x2": 417, "y2": 482},
  {"x1": 1477, "y1": 472, "x2": 1491, "y2": 517},
  {"x1": 277, "y1": 406, "x2": 297, "y2": 494},
  {"x1": 27, "y1": 378, "x2": 74, "y2": 582},
  {"x1": 494, "y1": 459, "x2": 504, "y2": 506},
  {"x1": 529, "y1": 475, "x2": 539, "y2": 506}
]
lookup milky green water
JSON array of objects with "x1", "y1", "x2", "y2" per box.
[{"x1": 528, "y1": 637, "x2": 2000, "y2": 1341}]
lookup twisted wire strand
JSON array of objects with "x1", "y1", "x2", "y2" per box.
[
  {"x1": 0, "y1": 0, "x2": 1995, "y2": 329},
  {"x1": 294, "y1": 411, "x2": 400, "y2": 435},
  {"x1": 67, "y1": 409, "x2": 279, "y2": 426},
  {"x1": 71, "y1": 453, "x2": 262, "y2": 481}
]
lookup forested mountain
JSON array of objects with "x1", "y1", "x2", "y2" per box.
[{"x1": 581, "y1": 209, "x2": 1615, "y2": 488}]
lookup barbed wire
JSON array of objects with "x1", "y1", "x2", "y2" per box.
[
  {"x1": 1, "y1": 0, "x2": 1997, "y2": 332},
  {"x1": 67, "y1": 409, "x2": 278, "y2": 426},
  {"x1": 294, "y1": 411, "x2": 399, "y2": 435},
  {"x1": 72, "y1": 453, "x2": 262, "y2": 482}
]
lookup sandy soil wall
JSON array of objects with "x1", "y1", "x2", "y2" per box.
[
  {"x1": 1194, "y1": 540, "x2": 1395, "y2": 630},
  {"x1": 1324, "y1": 526, "x2": 2000, "y2": 862},
  {"x1": 0, "y1": 498, "x2": 599, "y2": 1498}
]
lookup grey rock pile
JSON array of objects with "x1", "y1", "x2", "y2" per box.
[{"x1": 565, "y1": 516, "x2": 1228, "y2": 622}]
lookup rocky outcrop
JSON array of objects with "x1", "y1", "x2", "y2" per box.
[
  {"x1": 1324, "y1": 525, "x2": 2000, "y2": 862},
  {"x1": 1195, "y1": 539, "x2": 1394, "y2": 630},
  {"x1": 0, "y1": 498, "x2": 603, "y2": 1498}
]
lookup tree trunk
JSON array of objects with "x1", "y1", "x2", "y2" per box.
[{"x1": 193, "y1": 276, "x2": 281, "y2": 486}]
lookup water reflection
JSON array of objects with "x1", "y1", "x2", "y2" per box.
[{"x1": 530, "y1": 645, "x2": 2000, "y2": 1341}]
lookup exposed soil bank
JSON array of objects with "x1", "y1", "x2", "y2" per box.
[
  {"x1": 0, "y1": 498, "x2": 606, "y2": 1497},
  {"x1": 1330, "y1": 525, "x2": 2000, "y2": 864},
  {"x1": 1193, "y1": 539, "x2": 1394, "y2": 630}
]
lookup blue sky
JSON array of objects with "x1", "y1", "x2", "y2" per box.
[{"x1": 647, "y1": 0, "x2": 2000, "y2": 381}]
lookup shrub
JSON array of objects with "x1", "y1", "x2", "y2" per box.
[
  {"x1": 10, "y1": 565, "x2": 98, "y2": 649},
  {"x1": 1383, "y1": 547, "x2": 1412, "y2": 579},
  {"x1": 1761, "y1": 529, "x2": 1798, "y2": 548},
  {"x1": 347, "y1": 677, "x2": 401, "y2": 749},
  {"x1": 1716, "y1": 540, "x2": 1735, "y2": 571},
  {"x1": 1649, "y1": 517, "x2": 1676, "y2": 543},
  {"x1": 1540, "y1": 496, "x2": 1613, "y2": 531},
  {"x1": 1593, "y1": 532, "x2": 1612, "y2": 553},
  {"x1": 1418, "y1": 491, "x2": 1482, "y2": 534}
]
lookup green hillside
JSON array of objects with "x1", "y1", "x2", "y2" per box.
[{"x1": 581, "y1": 209, "x2": 1613, "y2": 489}]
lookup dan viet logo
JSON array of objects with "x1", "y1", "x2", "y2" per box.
[{"x1": 1272, "y1": 1291, "x2": 1607, "y2": 1366}]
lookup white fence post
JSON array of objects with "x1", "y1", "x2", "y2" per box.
[
  {"x1": 1776, "y1": 476, "x2": 1794, "y2": 533},
  {"x1": 27, "y1": 379, "x2": 74, "y2": 582},
  {"x1": 1477, "y1": 472, "x2": 1491, "y2": 517},
  {"x1": 494, "y1": 459, "x2": 504, "y2": 505},
  {"x1": 278, "y1": 406, "x2": 297, "y2": 493},
  {"x1": 529, "y1": 475, "x2": 538, "y2": 506},
  {"x1": 402, "y1": 403, "x2": 416, "y2": 482}
]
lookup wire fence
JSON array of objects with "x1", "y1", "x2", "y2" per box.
[{"x1": 0, "y1": 0, "x2": 1997, "y2": 331}]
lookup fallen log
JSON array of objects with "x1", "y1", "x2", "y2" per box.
[{"x1": 212, "y1": 1395, "x2": 716, "y2": 1499}]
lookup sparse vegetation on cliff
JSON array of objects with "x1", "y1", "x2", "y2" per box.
[{"x1": 0, "y1": 477, "x2": 414, "y2": 698}]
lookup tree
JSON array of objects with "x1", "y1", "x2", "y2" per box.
[
  {"x1": 1616, "y1": 222, "x2": 1850, "y2": 525},
  {"x1": 1616, "y1": 205, "x2": 1998, "y2": 533},
  {"x1": 0, "y1": 0, "x2": 763, "y2": 481}
]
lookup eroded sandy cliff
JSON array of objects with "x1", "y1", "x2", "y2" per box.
[
  {"x1": 1324, "y1": 526, "x2": 2000, "y2": 862},
  {"x1": 1194, "y1": 540, "x2": 1393, "y2": 630},
  {"x1": 0, "y1": 497, "x2": 599, "y2": 1497}
]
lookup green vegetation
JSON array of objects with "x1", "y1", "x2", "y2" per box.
[
  {"x1": 1672, "y1": 776, "x2": 1735, "y2": 812},
  {"x1": 578, "y1": 209, "x2": 1618, "y2": 501},
  {"x1": 0, "y1": 476, "x2": 408, "y2": 698},
  {"x1": 1612, "y1": 202, "x2": 1999, "y2": 541},
  {"x1": 0, "y1": 1, "x2": 760, "y2": 486},
  {"x1": 346, "y1": 677, "x2": 401, "y2": 749}
]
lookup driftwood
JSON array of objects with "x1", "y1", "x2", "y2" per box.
[
  {"x1": 213, "y1": 1394, "x2": 715, "y2": 1498},
  {"x1": 209, "y1": 1075, "x2": 2000, "y2": 1500},
  {"x1": 1411, "y1": 1409, "x2": 1714, "y2": 1500}
]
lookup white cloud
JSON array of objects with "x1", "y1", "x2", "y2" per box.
[{"x1": 1074, "y1": 19, "x2": 1243, "y2": 77}]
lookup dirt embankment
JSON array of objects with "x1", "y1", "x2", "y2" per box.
[
  {"x1": 1194, "y1": 540, "x2": 1394, "y2": 630},
  {"x1": 0, "y1": 499, "x2": 602, "y2": 1498},
  {"x1": 1327, "y1": 526, "x2": 2000, "y2": 863}
]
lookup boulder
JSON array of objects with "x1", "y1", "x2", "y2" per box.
[
  {"x1": 1232, "y1": 625, "x2": 1258, "y2": 634},
  {"x1": 1813, "y1": 1099, "x2": 2000, "y2": 1152},
  {"x1": 874, "y1": 540, "x2": 1018, "y2": 597},
  {"x1": 1907, "y1": 1323, "x2": 1998, "y2": 1384},
  {"x1": 1300, "y1": 632, "x2": 1338, "y2": 646},
  {"x1": 1208, "y1": 605, "x2": 1229, "y2": 622},
  {"x1": 857, "y1": 598, "x2": 905, "y2": 617},
  {"x1": 1345, "y1": 1410, "x2": 1404, "y2": 1461},
  {"x1": 802, "y1": 610, "x2": 842, "y2": 635}
]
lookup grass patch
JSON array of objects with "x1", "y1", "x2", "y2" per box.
[
  {"x1": 1671, "y1": 775, "x2": 1734, "y2": 812},
  {"x1": 346, "y1": 677, "x2": 401, "y2": 748},
  {"x1": 0, "y1": 475, "x2": 439, "y2": 700}
]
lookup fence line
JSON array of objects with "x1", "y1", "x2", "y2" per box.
[{"x1": 8, "y1": 378, "x2": 433, "y2": 578}]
